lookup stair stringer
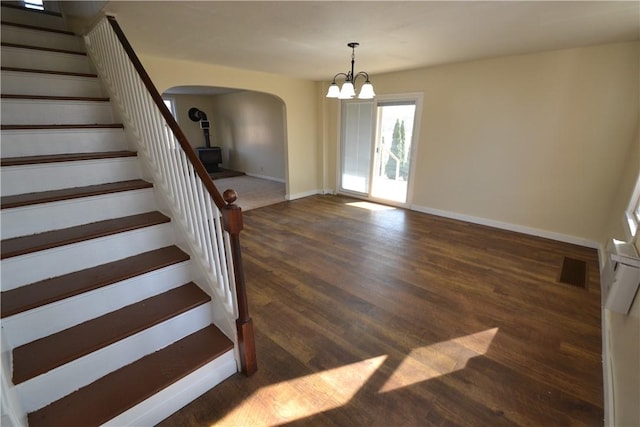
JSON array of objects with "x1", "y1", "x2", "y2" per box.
[
  {"x1": 1, "y1": 333, "x2": 27, "y2": 427},
  {"x1": 86, "y1": 36, "x2": 242, "y2": 372},
  {"x1": 0, "y1": 6, "x2": 241, "y2": 426}
]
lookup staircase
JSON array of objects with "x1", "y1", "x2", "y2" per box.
[{"x1": 0, "y1": 4, "x2": 238, "y2": 426}]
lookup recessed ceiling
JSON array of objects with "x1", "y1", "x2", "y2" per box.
[{"x1": 93, "y1": 1, "x2": 640, "y2": 81}]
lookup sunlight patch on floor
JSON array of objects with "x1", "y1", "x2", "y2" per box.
[
  {"x1": 214, "y1": 355, "x2": 387, "y2": 426},
  {"x1": 346, "y1": 201, "x2": 396, "y2": 211},
  {"x1": 379, "y1": 327, "x2": 499, "y2": 393}
]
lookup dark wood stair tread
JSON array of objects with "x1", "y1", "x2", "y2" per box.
[
  {"x1": 1, "y1": 94, "x2": 109, "y2": 102},
  {"x1": 1, "y1": 42, "x2": 85, "y2": 55},
  {"x1": 28, "y1": 324, "x2": 233, "y2": 427},
  {"x1": 0, "y1": 66, "x2": 97, "y2": 78},
  {"x1": 12, "y1": 283, "x2": 211, "y2": 384},
  {"x1": 1, "y1": 211, "x2": 170, "y2": 259},
  {"x1": 1, "y1": 123, "x2": 124, "y2": 130},
  {"x1": 1, "y1": 20, "x2": 75, "y2": 35},
  {"x1": 1, "y1": 151, "x2": 136, "y2": 167},
  {"x1": 1, "y1": 179, "x2": 152, "y2": 209},
  {"x1": 1, "y1": 246, "x2": 190, "y2": 318}
]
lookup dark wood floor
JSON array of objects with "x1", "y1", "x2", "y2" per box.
[{"x1": 159, "y1": 195, "x2": 603, "y2": 427}]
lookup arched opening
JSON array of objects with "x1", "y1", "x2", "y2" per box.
[{"x1": 162, "y1": 85, "x2": 287, "y2": 210}]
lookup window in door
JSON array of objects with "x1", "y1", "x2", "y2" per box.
[
  {"x1": 340, "y1": 101, "x2": 374, "y2": 194},
  {"x1": 370, "y1": 101, "x2": 417, "y2": 203}
]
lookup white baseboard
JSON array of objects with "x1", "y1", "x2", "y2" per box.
[
  {"x1": 287, "y1": 189, "x2": 322, "y2": 201},
  {"x1": 601, "y1": 308, "x2": 614, "y2": 426},
  {"x1": 411, "y1": 204, "x2": 599, "y2": 249}
]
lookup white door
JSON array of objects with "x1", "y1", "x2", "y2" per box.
[{"x1": 339, "y1": 95, "x2": 421, "y2": 205}]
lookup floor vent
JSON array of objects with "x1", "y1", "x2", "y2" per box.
[{"x1": 558, "y1": 257, "x2": 587, "y2": 288}]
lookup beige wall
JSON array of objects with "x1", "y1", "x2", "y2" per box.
[
  {"x1": 162, "y1": 92, "x2": 286, "y2": 180},
  {"x1": 209, "y1": 91, "x2": 286, "y2": 180},
  {"x1": 323, "y1": 41, "x2": 639, "y2": 245},
  {"x1": 140, "y1": 55, "x2": 320, "y2": 198}
]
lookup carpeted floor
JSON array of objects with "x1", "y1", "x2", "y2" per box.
[
  {"x1": 209, "y1": 168, "x2": 245, "y2": 180},
  {"x1": 213, "y1": 175, "x2": 286, "y2": 211}
]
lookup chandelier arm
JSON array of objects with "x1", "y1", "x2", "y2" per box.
[
  {"x1": 331, "y1": 72, "x2": 349, "y2": 84},
  {"x1": 353, "y1": 71, "x2": 371, "y2": 83}
]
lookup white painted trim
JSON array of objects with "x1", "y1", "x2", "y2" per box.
[
  {"x1": 0, "y1": 188, "x2": 156, "y2": 239},
  {"x1": 0, "y1": 45, "x2": 94, "y2": 74},
  {"x1": 411, "y1": 204, "x2": 599, "y2": 248},
  {"x1": 0, "y1": 128, "x2": 128, "y2": 158},
  {"x1": 2, "y1": 262, "x2": 192, "y2": 348},
  {"x1": 104, "y1": 349, "x2": 237, "y2": 427},
  {"x1": 1, "y1": 333, "x2": 27, "y2": 427},
  {"x1": 601, "y1": 307, "x2": 614, "y2": 426},
  {"x1": 1, "y1": 223, "x2": 175, "y2": 291},
  {"x1": 1, "y1": 98, "x2": 114, "y2": 125},
  {"x1": 17, "y1": 304, "x2": 212, "y2": 412},
  {"x1": 287, "y1": 189, "x2": 322, "y2": 201},
  {"x1": 0, "y1": 157, "x2": 140, "y2": 196}
]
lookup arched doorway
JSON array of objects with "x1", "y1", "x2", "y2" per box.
[{"x1": 162, "y1": 85, "x2": 287, "y2": 210}]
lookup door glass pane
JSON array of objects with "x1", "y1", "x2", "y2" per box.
[
  {"x1": 371, "y1": 102, "x2": 416, "y2": 203},
  {"x1": 341, "y1": 101, "x2": 374, "y2": 194}
]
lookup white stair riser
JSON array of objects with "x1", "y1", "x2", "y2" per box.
[
  {"x1": 1, "y1": 188, "x2": 157, "y2": 239},
  {"x1": 1, "y1": 71, "x2": 103, "y2": 98},
  {"x1": 16, "y1": 303, "x2": 213, "y2": 413},
  {"x1": 106, "y1": 350, "x2": 237, "y2": 427},
  {"x1": 2, "y1": 262, "x2": 193, "y2": 348},
  {"x1": 1, "y1": 47, "x2": 93, "y2": 74},
  {"x1": 0, "y1": 8, "x2": 67, "y2": 31},
  {"x1": 1, "y1": 26, "x2": 83, "y2": 52},
  {"x1": 1, "y1": 99, "x2": 113, "y2": 125},
  {"x1": 1, "y1": 223, "x2": 175, "y2": 291},
  {"x1": 1, "y1": 157, "x2": 140, "y2": 196},
  {"x1": 1, "y1": 128, "x2": 128, "y2": 157}
]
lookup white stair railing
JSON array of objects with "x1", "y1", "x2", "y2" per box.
[{"x1": 84, "y1": 15, "x2": 256, "y2": 375}]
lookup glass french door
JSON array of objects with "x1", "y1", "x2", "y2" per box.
[{"x1": 340, "y1": 96, "x2": 419, "y2": 205}]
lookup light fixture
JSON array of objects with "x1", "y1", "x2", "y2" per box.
[{"x1": 326, "y1": 42, "x2": 375, "y2": 100}]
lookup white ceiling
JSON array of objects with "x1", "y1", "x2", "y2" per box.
[{"x1": 96, "y1": 1, "x2": 639, "y2": 82}]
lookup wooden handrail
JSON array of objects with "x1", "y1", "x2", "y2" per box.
[
  {"x1": 106, "y1": 16, "x2": 226, "y2": 209},
  {"x1": 105, "y1": 16, "x2": 256, "y2": 376}
]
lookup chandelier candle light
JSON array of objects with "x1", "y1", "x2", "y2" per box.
[{"x1": 326, "y1": 42, "x2": 375, "y2": 99}]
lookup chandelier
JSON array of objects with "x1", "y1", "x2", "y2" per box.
[{"x1": 326, "y1": 42, "x2": 375, "y2": 100}]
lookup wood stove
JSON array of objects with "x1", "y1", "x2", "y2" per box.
[{"x1": 196, "y1": 146, "x2": 222, "y2": 172}]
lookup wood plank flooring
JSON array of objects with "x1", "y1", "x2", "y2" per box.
[{"x1": 159, "y1": 195, "x2": 603, "y2": 427}]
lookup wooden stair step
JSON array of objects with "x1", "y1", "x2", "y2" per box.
[
  {"x1": 1, "y1": 179, "x2": 152, "y2": 209},
  {"x1": 0, "y1": 211, "x2": 170, "y2": 259},
  {"x1": 1, "y1": 42, "x2": 85, "y2": 56},
  {"x1": 0, "y1": 20, "x2": 75, "y2": 35},
  {"x1": 1, "y1": 94, "x2": 109, "y2": 102},
  {"x1": 0, "y1": 66, "x2": 97, "y2": 78},
  {"x1": 12, "y1": 282, "x2": 211, "y2": 384},
  {"x1": 1, "y1": 246, "x2": 190, "y2": 318},
  {"x1": 0, "y1": 150, "x2": 136, "y2": 167},
  {"x1": 1, "y1": 123, "x2": 124, "y2": 130},
  {"x1": 27, "y1": 324, "x2": 233, "y2": 427}
]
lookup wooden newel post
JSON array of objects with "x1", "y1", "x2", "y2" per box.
[{"x1": 222, "y1": 189, "x2": 257, "y2": 376}]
